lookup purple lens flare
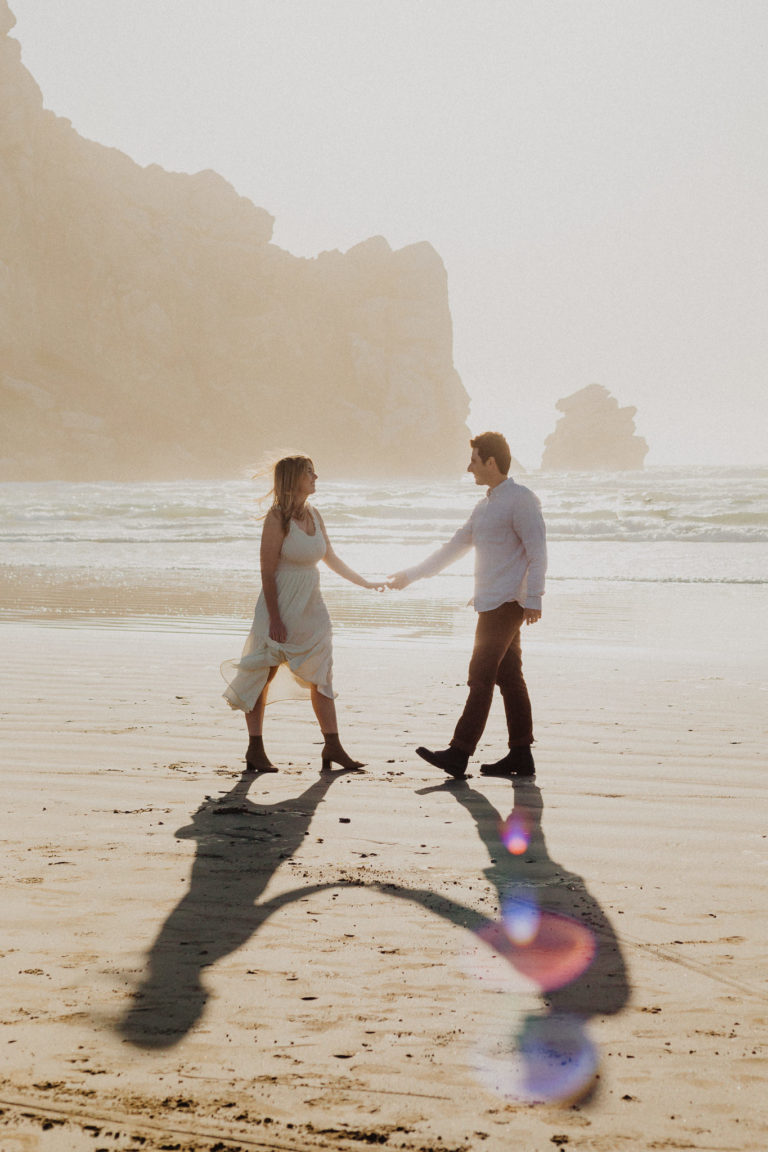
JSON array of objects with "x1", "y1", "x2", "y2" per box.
[
  {"x1": 499, "y1": 807, "x2": 531, "y2": 855},
  {"x1": 467, "y1": 797, "x2": 603, "y2": 1104},
  {"x1": 474, "y1": 1012, "x2": 599, "y2": 1104}
]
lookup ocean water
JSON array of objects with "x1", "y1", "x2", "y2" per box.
[{"x1": 0, "y1": 467, "x2": 766, "y2": 644}]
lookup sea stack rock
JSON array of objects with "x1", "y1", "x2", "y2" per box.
[
  {"x1": 0, "y1": 1, "x2": 469, "y2": 480},
  {"x1": 541, "y1": 384, "x2": 648, "y2": 471}
]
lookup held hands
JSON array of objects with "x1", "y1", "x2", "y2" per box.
[
  {"x1": 386, "y1": 570, "x2": 410, "y2": 590},
  {"x1": 363, "y1": 579, "x2": 388, "y2": 592}
]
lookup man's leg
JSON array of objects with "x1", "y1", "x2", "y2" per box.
[
  {"x1": 479, "y1": 620, "x2": 536, "y2": 777},
  {"x1": 496, "y1": 628, "x2": 533, "y2": 748},
  {"x1": 451, "y1": 601, "x2": 525, "y2": 755}
]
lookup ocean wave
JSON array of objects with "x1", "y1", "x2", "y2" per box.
[
  {"x1": 0, "y1": 533, "x2": 248, "y2": 545},
  {"x1": 0, "y1": 469, "x2": 766, "y2": 552},
  {"x1": 545, "y1": 524, "x2": 768, "y2": 543},
  {"x1": 3, "y1": 522, "x2": 765, "y2": 545},
  {"x1": 547, "y1": 574, "x2": 766, "y2": 585}
]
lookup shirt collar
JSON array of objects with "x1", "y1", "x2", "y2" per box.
[{"x1": 486, "y1": 476, "x2": 514, "y2": 499}]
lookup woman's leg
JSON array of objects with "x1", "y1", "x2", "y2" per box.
[
  {"x1": 310, "y1": 687, "x2": 364, "y2": 770},
  {"x1": 310, "y1": 685, "x2": 337, "y2": 735},
  {"x1": 244, "y1": 667, "x2": 279, "y2": 772},
  {"x1": 246, "y1": 666, "x2": 278, "y2": 736}
]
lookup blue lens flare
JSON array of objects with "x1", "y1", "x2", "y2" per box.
[
  {"x1": 465, "y1": 795, "x2": 605, "y2": 1105},
  {"x1": 474, "y1": 1013, "x2": 598, "y2": 1105},
  {"x1": 501, "y1": 888, "x2": 541, "y2": 945}
]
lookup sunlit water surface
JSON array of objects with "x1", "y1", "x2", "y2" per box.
[{"x1": 1, "y1": 467, "x2": 765, "y2": 650}]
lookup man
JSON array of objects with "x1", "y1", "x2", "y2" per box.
[{"x1": 388, "y1": 432, "x2": 546, "y2": 779}]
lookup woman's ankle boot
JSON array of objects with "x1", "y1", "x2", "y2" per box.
[
  {"x1": 245, "y1": 735, "x2": 277, "y2": 773},
  {"x1": 320, "y1": 733, "x2": 365, "y2": 772}
]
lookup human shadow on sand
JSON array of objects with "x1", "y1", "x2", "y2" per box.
[
  {"x1": 381, "y1": 776, "x2": 631, "y2": 1103},
  {"x1": 118, "y1": 768, "x2": 356, "y2": 1049},
  {"x1": 119, "y1": 765, "x2": 629, "y2": 1101}
]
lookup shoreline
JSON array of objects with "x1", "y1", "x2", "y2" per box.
[{"x1": 0, "y1": 575, "x2": 764, "y2": 671}]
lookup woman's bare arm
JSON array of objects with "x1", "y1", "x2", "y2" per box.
[
  {"x1": 260, "y1": 510, "x2": 287, "y2": 642},
  {"x1": 314, "y1": 508, "x2": 384, "y2": 590}
]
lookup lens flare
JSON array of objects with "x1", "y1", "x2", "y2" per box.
[
  {"x1": 466, "y1": 787, "x2": 606, "y2": 1109},
  {"x1": 476, "y1": 901, "x2": 596, "y2": 992},
  {"x1": 501, "y1": 889, "x2": 541, "y2": 945},
  {"x1": 474, "y1": 1013, "x2": 599, "y2": 1104},
  {"x1": 500, "y1": 807, "x2": 531, "y2": 855}
]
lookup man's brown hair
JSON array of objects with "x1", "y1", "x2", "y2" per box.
[{"x1": 470, "y1": 431, "x2": 511, "y2": 475}]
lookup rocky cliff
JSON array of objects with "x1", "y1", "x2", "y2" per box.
[
  {"x1": 541, "y1": 384, "x2": 648, "y2": 471},
  {"x1": 0, "y1": 2, "x2": 469, "y2": 480}
]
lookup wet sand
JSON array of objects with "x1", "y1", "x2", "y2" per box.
[{"x1": 0, "y1": 584, "x2": 766, "y2": 1151}]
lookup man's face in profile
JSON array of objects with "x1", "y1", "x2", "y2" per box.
[{"x1": 468, "y1": 447, "x2": 494, "y2": 486}]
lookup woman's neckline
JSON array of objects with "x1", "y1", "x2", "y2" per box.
[{"x1": 291, "y1": 506, "x2": 316, "y2": 537}]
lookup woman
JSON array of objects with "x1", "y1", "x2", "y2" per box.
[{"x1": 222, "y1": 454, "x2": 382, "y2": 773}]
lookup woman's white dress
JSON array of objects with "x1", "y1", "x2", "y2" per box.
[{"x1": 221, "y1": 507, "x2": 335, "y2": 711}]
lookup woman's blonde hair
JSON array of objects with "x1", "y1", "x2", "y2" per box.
[{"x1": 264, "y1": 453, "x2": 313, "y2": 536}]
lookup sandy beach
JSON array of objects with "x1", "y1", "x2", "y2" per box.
[{"x1": 1, "y1": 580, "x2": 766, "y2": 1151}]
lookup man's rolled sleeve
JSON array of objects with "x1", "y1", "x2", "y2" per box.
[
  {"x1": 404, "y1": 519, "x2": 473, "y2": 584},
  {"x1": 513, "y1": 492, "x2": 547, "y2": 611}
]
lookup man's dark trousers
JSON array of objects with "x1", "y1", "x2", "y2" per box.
[{"x1": 450, "y1": 600, "x2": 533, "y2": 755}]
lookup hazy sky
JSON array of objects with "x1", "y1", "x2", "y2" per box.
[{"x1": 9, "y1": 0, "x2": 768, "y2": 467}]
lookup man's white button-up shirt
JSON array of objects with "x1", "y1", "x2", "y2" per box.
[{"x1": 404, "y1": 477, "x2": 547, "y2": 613}]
